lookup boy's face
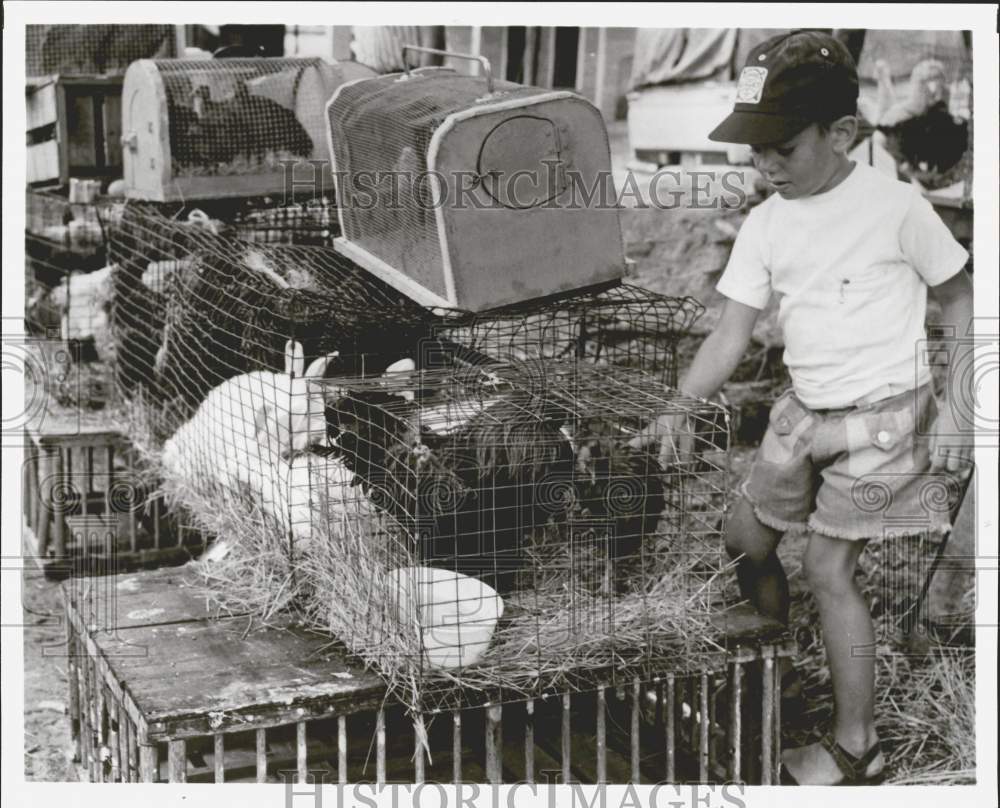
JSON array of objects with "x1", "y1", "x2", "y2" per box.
[{"x1": 749, "y1": 119, "x2": 856, "y2": 200}]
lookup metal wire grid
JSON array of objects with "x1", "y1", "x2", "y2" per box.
[
  {"x1": 439, "y1": 285, "x2": 705, "y2": 388},
  {"x1": 106, "y1": 200, "x2": 435, "y2": 430}
]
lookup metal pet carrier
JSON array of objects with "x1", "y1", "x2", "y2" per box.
[
  {"x1": 121, "y1": 57, "x2": 375, "y2": 201},
  {"x1": 327, "y1": 47, "x2": 626, "y2": 311}
]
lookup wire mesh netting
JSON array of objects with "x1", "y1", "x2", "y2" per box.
[
  {"x1": 26, "y1": 24, "x2": 175, "y2": 78},
  {"x1": 105, "y1": 201, "x2": 717, "y2": 712},
  {"x1": 107, "y1": 200, "x2": 438, "y2": 441},
  {"x1": 438, "y1": 286, "x2": 704, "y2": 387},
  {"x1": 26, "y1": 189, "x2": 115, "y2": 256}
]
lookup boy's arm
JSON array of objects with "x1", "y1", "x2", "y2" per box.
[
  {"x1": 630, "y1": 297, "x2": 760, "y2": 465},
  {"x1": 927, "y1": 268, "x2": 975, "y2": 474},
  {"x1": 677, "y1": 297, "x2": 761, "y2": 399}
]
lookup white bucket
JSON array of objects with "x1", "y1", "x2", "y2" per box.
[{"x1": 389, "y1": 567, "x2": 504, "y2": 670}]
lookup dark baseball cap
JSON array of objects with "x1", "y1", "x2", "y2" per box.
[{"x1": 708, "y1": 30, "x2": 859, "y2": 145}]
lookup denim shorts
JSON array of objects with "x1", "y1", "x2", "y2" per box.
[{"x1": 740, "y1": 383, "x2": 952, "y2": 541}]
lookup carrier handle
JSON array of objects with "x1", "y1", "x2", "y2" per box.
[{"x1": 401, "y1": 45, "x2": 495, "y2": 94}]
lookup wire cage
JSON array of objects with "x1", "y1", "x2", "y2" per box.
[
  {"x1": 121, "y1": 57, "x2": 375, "y2": 201},
  {"x1": 106, "y1": 200, "x2": 441, "y2": 440},
  {"x1": 25, "y1": 24, "x2": 175, "y2": 78},
  {"x1": 106, "y1": 202, "x2": 702, "y2": 435},
  {"x1": 327, "y1": 62, "x2": 627, "y2": 311},
  {"x1": 439, "y1": 285, "x2": 704, "y2": 388},
  {"x1": 22, "y1": 417, "x2": 207, "y2": 576},
  {"x1": 26, "y1": 188, "x2": 117, "y2": 256},
  {"x1": 103, "y1": 201, "x2": 716, "y2": 714},
  {"x1": 185, "y1": 357, "x2": 730, "y2": 717}
]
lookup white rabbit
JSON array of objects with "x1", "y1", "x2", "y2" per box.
[
  {"x1": 267, "y1": 450, "x2": 370, "y2": 550},
  {"x1": 161, "y1": 340, "x2": 340, "y2": 496}
]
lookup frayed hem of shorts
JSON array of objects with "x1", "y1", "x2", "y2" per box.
[
  {"x1": 739, "y1": 484, "x2": 810, "y2": 534},
  {"x1": 807, "y1": 517, "x2": 952, "y2": 542}
]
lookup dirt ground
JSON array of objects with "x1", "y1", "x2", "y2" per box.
[{"x1": 22, "y1": 566, "x2": 80, "y2": 782}]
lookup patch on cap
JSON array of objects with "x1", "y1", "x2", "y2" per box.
[{"x1": 736, "y1": 66, "x2": 768, "y2": 104}]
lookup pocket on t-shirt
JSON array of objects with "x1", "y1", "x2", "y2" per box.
[{"x1": 841, "y1": 261, "x2": 903, "y2": 292}]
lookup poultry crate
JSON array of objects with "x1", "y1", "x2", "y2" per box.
[
  {"x1": 26, "y1": 75, "x2": 125, "y2": 187},
  {"x1": 326, "y1": 48, "x2": 627, "y2": 311},
  {"x1": 21, "y1": 406, "x2": 206, "y2": 579},
  {"x1": 121, "y1": 57, "x2": 375, "y2": 202},
  {"x1": 63, "y1": 566, "x2": 794, "y2": 784}
]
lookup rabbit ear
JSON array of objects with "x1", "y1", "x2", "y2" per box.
[
  {"x1": 285, "y1": 341, "x2": 305, "y2": 376},
  {"x1": 304, "y1": 350, "x2": 340, "y2": 379}
]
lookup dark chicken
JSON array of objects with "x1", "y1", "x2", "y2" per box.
[
  {"x1": 573, "y1": 424, "x2": 666, "y2": 593},
  {"x1": 876, "y1": 101, "x2": 969, "y2": 180},
  {"x1": 326, "y1": 389, "x2": 577, "y2": 595},
  {"x1": 874, "y1": 60, "x2": 970, "y2": 186},
  {"x1": 326, "y1": 376, "x2": 676, "y2": 597}
]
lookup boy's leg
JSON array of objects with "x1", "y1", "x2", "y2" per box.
[
  {"x1": 782, "y1": 530, "x2": 883, "y2": 784},
  {"x1": 725, "y1": 496, "x2": 789, "y2": 625}
]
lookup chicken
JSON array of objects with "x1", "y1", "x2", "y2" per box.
[
  {"x1": 875, "y1": 60, "x2": 969, "y2": 182},
  {"x1": 325, "y1": 386, "x2": 576, "y2": 595},
  {"x1": 573, "y1": 422, "x2": 666, "y2": 593}
]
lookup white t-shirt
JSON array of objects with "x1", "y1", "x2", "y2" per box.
[{"x1": 716, "y1": 162, "x2": 969, "y2": 409}]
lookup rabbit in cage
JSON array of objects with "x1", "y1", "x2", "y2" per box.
[
  {"x1": 160, "y1": 340, "x2": 340, "y2": 495},
  {"x1": 182, "y1": 80, "x2": 315, "y2": 168},
  {"x1": 268, "y1": 447, "x2": 369, "y2": 549}
]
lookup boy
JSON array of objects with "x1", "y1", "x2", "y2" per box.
[{"x1": 633, "y1": 31, "x2": 973, "y2": 785}]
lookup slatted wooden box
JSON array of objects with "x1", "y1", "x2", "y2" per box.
[
  {"x1": 27, "y1": 75, "x2": 124, "y2": 187},
  {"x1": 22, "y1": 408, "x2": 206, "y2": 578},
  {"x1": 63, "y1": 567, "x2": 794, "y2": 784}
]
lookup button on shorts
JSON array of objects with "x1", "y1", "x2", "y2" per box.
[{"x1": 740, "y1": 383, "x2": 953, "y2": 540}]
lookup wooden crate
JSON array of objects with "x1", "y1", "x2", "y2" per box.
[
  {"x1": 22, "y1": 409, "x2": 205, "y2": 578},
  {"x1": 26, "y1": 75, "x2": 124, "y2": 186},
  {"x1": 64, "y1": 566, "x2": 794, "y2": 784}
]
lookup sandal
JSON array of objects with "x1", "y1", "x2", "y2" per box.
[{"x1": 780, "y1": 730, "x2": 885, "y2": 785}]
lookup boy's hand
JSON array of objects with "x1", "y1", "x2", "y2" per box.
[
  {"x1": 928, "y1": 407, "x2": 974, "y2": 476},
  {"x1": 628, "y1": 412, "x2": 693, "y2": 470}
]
